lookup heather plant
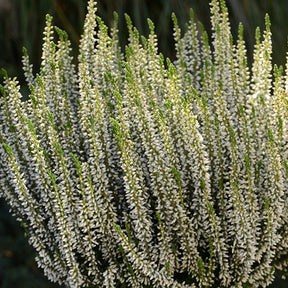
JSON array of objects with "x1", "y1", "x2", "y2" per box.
[{"x1": 0, "y1": 0, "x2": 287, "y2": 287}]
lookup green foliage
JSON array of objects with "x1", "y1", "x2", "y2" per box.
[{"x1": 0, "y1": 0, "x2": 288, "y2": 287}]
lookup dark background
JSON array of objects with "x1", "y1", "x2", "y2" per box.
[{"x1": 0, "y1": 0, "x2": 288, "y2": 287}]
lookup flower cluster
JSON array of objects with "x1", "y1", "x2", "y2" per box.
[{"x1": 0, "y1": 0, "x2": 287, "y2": 287}]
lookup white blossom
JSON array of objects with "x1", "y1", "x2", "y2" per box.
[{"x1": 0, "y1": 0, "x2": 287, "y2": 287}]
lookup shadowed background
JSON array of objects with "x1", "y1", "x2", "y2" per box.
[{"x1": 0, "y1": 0, "x2": 288, "y2": 287}]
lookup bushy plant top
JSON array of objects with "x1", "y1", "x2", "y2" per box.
[{"x1": 0, "y1": 0, "x2": 287, "y2": 287}]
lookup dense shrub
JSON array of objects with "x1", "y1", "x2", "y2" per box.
[{"x1": 0, "y1": 0, "x2": 287, "y2": 287}]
